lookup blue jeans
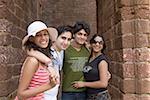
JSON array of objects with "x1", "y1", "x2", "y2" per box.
[
  {"x1": 62, "y1": 92, "x2": 86, "y2": 100},
  {"x1": 87, "y1": 90, "x2": 111, "y2": 100}
]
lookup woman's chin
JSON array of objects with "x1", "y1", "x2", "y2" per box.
[{"x1": 39, "y1": 44, "x2": 49, "y2": 48}]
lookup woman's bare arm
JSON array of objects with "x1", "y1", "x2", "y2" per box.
[{"x1": 27, "y1": 49, "x2": 51, "y2": 65}]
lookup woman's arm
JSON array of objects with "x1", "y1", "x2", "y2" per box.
[
  {"x1": 17, "y1": 57, "x2": 56, "y2": 100},
  {"x1": 73, "y1": 60, "x2": 110, "y2": 89},
  {"x1": 27, "y1": 49, "x2": 51, "y2": 65},
  {"x1": 27, "y1": 49, "x2": 58, "y2": 79}
]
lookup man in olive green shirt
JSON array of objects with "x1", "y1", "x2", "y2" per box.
[{"x1": 62, "y1": 21, "x2": 90, "y2": 100}]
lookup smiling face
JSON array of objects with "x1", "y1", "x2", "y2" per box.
[
  {"x1": 91, "y1": 36, "x2": 104, "y2": 53},
  {"x1": 74, "y1": 29, "x2": 88, "y2": 45},
  {"x1": 54, "y1": 31, "x2": 72, "y2": 51},
  {"x1": 32, "y1": 30, "x2": 50, "y2": 48}
]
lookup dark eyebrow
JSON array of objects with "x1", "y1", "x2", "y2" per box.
[{"x1": 61, "y1": 36, "x2": 67, "y2": 39}]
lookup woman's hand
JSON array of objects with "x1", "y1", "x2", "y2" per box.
[
  {"x1": 72, "y1": 81, "x2": 85, "y2": 89},
  {"x1": 49, "y1": 75, "x2": 57, "y2": 88},
  {"x1": 107, "y1": 71, "x2": 111, "y2": 81},
  {"x1": 47, "y1": 66, "x2": 60, "y2": 84},
  {"x1": 47, "y1": 66, "x2": 57, "y2": 77}
]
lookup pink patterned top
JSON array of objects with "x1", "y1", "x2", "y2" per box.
[{"x1": 15, "y1": 65, "x2": 50, "y2": 100}]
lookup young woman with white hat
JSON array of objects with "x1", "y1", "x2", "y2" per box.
[{"x1": 15, "y1": 21, "x2": 58, "y2": 100}]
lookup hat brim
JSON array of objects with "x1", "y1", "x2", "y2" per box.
[
  {"x1": 47, "y1": 27, "x2": 58, "y2": 42},
  {"x1": 22, "y1": 27, "x2": 58, "y2": 50},
  {"x1": 22, "y1": 35, "x2": 30, "y2": 50}
]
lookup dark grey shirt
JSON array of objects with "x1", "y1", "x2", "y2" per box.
[{"x1": 83, "y1": 54, "x2": 109, "y2": 94}]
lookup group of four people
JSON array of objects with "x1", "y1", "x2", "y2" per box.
[{"x1": 15, "y1": 20, "x2": 111, "y2": 100}]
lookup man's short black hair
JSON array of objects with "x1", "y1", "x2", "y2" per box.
[
  {"x1": 57, "y1": 25, "x2": 73, "y2": 38},
  {"x1": 73, "y1": 21, "x2": 90, "y2": 35}
]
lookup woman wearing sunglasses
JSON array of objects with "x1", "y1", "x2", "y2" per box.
[{"x1": 72, "y1": 34, "x2": 111, "y2": 100}]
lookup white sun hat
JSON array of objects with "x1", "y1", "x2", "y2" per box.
[{"x1": 22, "y1": 21, "x2": 58, "y2": 49}]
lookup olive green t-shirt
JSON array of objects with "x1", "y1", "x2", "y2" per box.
[{"x1": 62, "y1": 45, "x2": 90, "y2": 92}]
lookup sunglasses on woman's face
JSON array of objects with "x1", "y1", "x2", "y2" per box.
[{"x1": 92, "y1": 40, "x2": 103, "y2": 45}]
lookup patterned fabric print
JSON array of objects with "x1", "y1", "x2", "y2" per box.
[
  {"x1": 15, "y1": 65, "x2": 49, "y2": 100},
  {"x1": 62, "y1": 45, "x2": 90, "y2": 92},
  {"x1": 87, "y1": 90, "x2": 111, "y2": 100},
  {"x1": 51, "y1": 48, "x2": 64, "y2": 71}
]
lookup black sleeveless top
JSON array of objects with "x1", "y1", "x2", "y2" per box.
[{"x1": 83, "y1": 54, "x2": 109, "y2": 94}]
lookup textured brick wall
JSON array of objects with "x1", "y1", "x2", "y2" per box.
[
  {"x1": 2, "y1": 0, "x2": 150, "y2": 100},
  {"x1": 0, "y1": 0, "x2": 40, "y2": 99},
  {"x1": 40, "y1": 0, "x2": 97, "y2": 38},
  {"x1": 97, "y1": 0, "x2": 150, "y2": 100},
  {"x1": 0, "y1": 0, "x2": 97, "y2": 99}
]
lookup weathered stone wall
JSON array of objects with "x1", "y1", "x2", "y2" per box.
[
  {"x1": 40, "y1": 0, "x2": 97, "y2": 38},
  {"x1": 1, "y1": 0, "x2": 149, "y2": 100},
  {"x1": 0, "y1": 0, "x2": 97, "y2": 99},
  {"x1": 0, "y1": 0, "x2": 40, "y2": 99},
  {"x1": 97, "y1": 0, "x2": 150, "y2": 100}
]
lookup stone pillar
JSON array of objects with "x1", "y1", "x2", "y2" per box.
[{"x1": 97, "y1": 0, "x2": 150, "y2": 100}]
